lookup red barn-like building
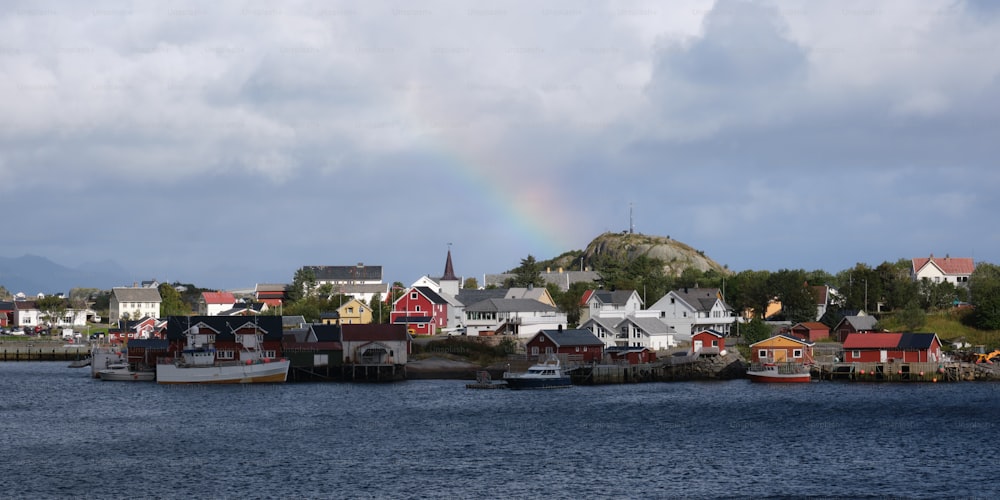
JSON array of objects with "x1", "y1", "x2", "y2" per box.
[
  {"x1": 526, "y1": 328, "x2": 604, "y2": 363},
  {"x1": 691, "y1": 330, "x2": 726, "y2": 356},
  {"x1": 390, "y1": 286, "x2": 449, "y2": 335},
  {"x1": 789, "y1": 322, "x2": 830, "y2": 342},
  {"x1": 842, "y1": 333, "x2": 942, "y2": 363}
]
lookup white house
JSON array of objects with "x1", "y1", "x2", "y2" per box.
[
  {"x1": 110, "y1": 287, "x2": 162, "y2": 323},
  {"x1": 911, "y1": 254, "x2": 974, "y2": 286},
  {"x1": 580, "y1": 316, "x2": 621, "y2": 348},
  {"x1": 463, "y1": 298, "x2": 567, "y2": 339},
  {"x1": 618, "y1": 316, "x2": 678, "y2": 350},
  {"x1": 646, "y1": 287, "x2": 736, "y2": 338},
  {"x1": 199, "y1": 292, "x2": 237, "y2": 316},
  {"x1": 580, "y1": 289, "x2": 643, "y2": 323}
]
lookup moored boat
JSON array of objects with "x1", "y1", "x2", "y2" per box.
[
  {"x1": 747, "y1": 362, "x2": 812, "y2": 383},
  {"x1": 156, "y1": 323, "x2": 289, "y2": 384},
  {"x1": 98, "y1": 363, "x2": 156, "y2": 382},
  {"x1": 503, "y1": 357, "x2": 572, "y2": 390}
]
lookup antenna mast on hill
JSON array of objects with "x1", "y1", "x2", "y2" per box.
[{"x1": 629, "y1": 202, "x2": 635, "y2": 234}]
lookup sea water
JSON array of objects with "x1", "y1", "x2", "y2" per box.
[{"x1": 1, "y1": 362, "x2": 997, "y2": 499}]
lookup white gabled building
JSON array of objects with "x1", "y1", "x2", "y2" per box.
[
  {"x1": 580, "y1": 289, "x2": 643, "y2": 323},
  {"x1": 646, "y1": 287, "x2": 736, "y2": 339},
  {"x1": 110, "y1": 287, "x2": 162, "y2": 323}
]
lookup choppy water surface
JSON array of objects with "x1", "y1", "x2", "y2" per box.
[{"x1": 1, "y1": 362, "x2": 997, "y2": 499}]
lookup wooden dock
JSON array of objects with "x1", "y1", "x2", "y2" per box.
[{"x1": 812, "y1": 361, "x2": 987, "y2": 382}]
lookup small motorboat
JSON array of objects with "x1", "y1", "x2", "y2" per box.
[
  {"x1": 98, "y1": 363, "x2": 155, "y2": 382},
  {"x1": 503, "y1": 357, "x2": 572, "y2": 390},
  {"x1": 746, "y1": 362, "x2": 812, "y2": 383}
]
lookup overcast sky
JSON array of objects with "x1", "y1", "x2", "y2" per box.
[{"x1": 2, "y1": 0, "x2": 998, "y2": 291}]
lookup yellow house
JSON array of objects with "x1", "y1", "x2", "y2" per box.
[
  {"x1": 749, "y1": 335, "x2": 814, "y2": 364},
  {"x1": 336, "y1": 298, "x2": 373, "y2": 325}
]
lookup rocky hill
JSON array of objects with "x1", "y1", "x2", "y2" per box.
[{"x1": 549, "y1": 232, "x2": 728, "y2": 277}]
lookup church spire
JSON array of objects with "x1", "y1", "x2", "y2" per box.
[{"x1": 442, "y1": 245, "x2": 458, "y2": 281}]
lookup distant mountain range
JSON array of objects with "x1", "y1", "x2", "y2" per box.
[{"x1": 0, "y1": 255, "x2": 133, "y2": 295}]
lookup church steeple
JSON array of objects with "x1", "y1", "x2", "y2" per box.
[{"x1": 442, "y1": 247, "x2": 458, "y2": 281}]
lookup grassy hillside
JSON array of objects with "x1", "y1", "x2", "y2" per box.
[{"x1": 880, "y1": 309, "x2": 1000, "y2": 349}]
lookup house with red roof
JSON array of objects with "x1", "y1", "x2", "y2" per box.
[
  {"x1": 911, "y1": 254, "x2": 974, "y2": 286},
  {"x1": 789, "y1": 322, "x2": 830, "y2": 342},
  {"x1": 842, "y1": 333, "x2": 943, "y2": 363},
  {"x1": 198, "y1": 291, "x2": 237, "y2": 316},
  {"x1": 255, "y1": 284, "x2": 287, "y2": 308}
]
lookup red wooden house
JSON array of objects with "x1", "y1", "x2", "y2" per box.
[
  {"x1": 525, "y1": 328, "x2": 604, "y2": 363},
  {"x1": 606, "y1": 346, "x2": 656, "y2": 364},
  {"x1": 789, "y1": 322, "x2": 830, "y2": 342},
  {"x1": 163, "y1": 316, "x2": 285, "y2": 362},
  {"x1": 390, "y1": 286, "x2": 449, "y2": 335},
  {"x1": 842, "y1": 333, "x2": 943, "y2": 363},
  {"x1": 0, "y1": 301, "x2": 13, "y2": 327},
  {"x1": 691, "y1": 330, "x2": 726, "y2": 356}
]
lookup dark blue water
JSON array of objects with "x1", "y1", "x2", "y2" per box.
[{"x1": 1, "y1": 362, "x2": 997, "y2": 499}]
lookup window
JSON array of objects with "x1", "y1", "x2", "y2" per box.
[
  {"x1": 575, "y1": 347, "x2": 580, "y2": 352},
  {"x1": 531, "y1": 346, "x2": 539, "y2": 355},
  {"x1": 264, "y1": 350, "x2": 276, "y2": 358},
  {"x1": 712, "y1": 340, "x2": 718, "y2": 347},
  {"x1": 793, "y1": 349, "x2": 802, "y2": 358},
  {"x1": 670, "y1": 298, "x2": 675, "y2": 304},
  {"x1": 852, "y1": 350, "x2": 860, "y2": 359},
  {"x1": 410, "y1": 292, "x2": 418, "y2": 300},
  {"x1": 758, "y1": 350, "x2": 767, "y2": 358},
  {"x1": 217, "y1": 350, "x2": 234, "y2": 360}
]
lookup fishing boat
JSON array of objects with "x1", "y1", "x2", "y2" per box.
[
  {"x1": 90, "y1": 346, "x2": 128, "y2": 379},
  {"x1": 156, "y1": 324, "x2": 289, "y2": 384},
  {"x1": 503, "y1": 357, "x2": 572, "y2": 390},
  {"x1": 746, "y1": 362, "x2": 812, "y2": 383},
  {"x1": 98, "y1": 362, "x2": 156, "y2": 382}
]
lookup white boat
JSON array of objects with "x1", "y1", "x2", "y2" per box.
[
  {"x1": 503, "y1": 357, "x2": 572, "y2": 390},
  {"x1": 90, "y1": 346, "x2": 128, "y2": 379},
  {"x1": 98, "y1": 363, "x2": 155, "y2": 382},
  {"x1": 746, "y1": 362, "x2": 812, "y2": 383},
  {"x1": 156, "y1": 324, "x2": 289, "y2": 384}
]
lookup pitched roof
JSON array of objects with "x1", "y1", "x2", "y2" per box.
[
  {"x1": 582, "y1": 316, "x2": 620, "y2": 332},
  {"x1": 0, "y1": 301, "x2": 14, "y2": 310},
  {"x1": 535, "y1": 328, "x2": 604, "y2": 347},
  {"x1": 749, "y1": 334, "x2": 815, "y2": 348},
  {"x1": 693, "y1": 329, "x2": 725, "y2": 338},
  {"x1": 341, "y1": 324, "x2": 410, "y2": 342},
  {"x1": 164, "y1": 316, "x2": 283, "y2": 341},
  {"x1": 457, "y1": 288, "x2": 509, "y2": 306},
  {"x1": 619, "y1": 316, "x2": 673, "y2": 334},
  {"x1": 673, "y1": 288, "x2": 728, "y2": 312},
  {"x1": 304, "y1": 264, "x2": 382, "y2": 282},
  {"x1": 464, "y1": 298, "x2": 557, "y2": 313},
  {"x1": 202, "y1": 291, "x2": 236, "y2": 304},
  {"x1": 505, "y1": 287, "x2": 548, "y2": 302},
  {"x1": 792, "y1": 322, "x2": 829, "y2": 331},
  {"x1": 311, "y1": 324, "x2": 342, "y2": 342},
  {"x1": 413, "y1": 286, "x2": 448, "y2": 305},
  {"x1": 842, "y1": 333, "x2": 902, "y2": 349},
  {"x1": 840, "y1": 315, "x2": 878, "y2": 331},
  {"x1": 912, "y1": 255, "x2": 975, "y2": 275},
  {"x1": 589, "y1": 290, "x2": 638, "y2": 306},
  {"x1": 897, "y1": 332, "x2": 940, "y2": 350},
  {"x1": 113, "y1": 287, "x2": 162, "y2": 302}
]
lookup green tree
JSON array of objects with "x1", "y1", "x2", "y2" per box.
[
  {"x1": 368, "y1": 294, "x2": 389, "y2": 324},
  {"x1": 768, "y1": 269, "x2": 816, "y2": 324},
  {"x1": 967, "y1": 263, "x2": 1000, "y2": 330},
  {"x1": 37, "y1": 295, "x2": 68, "y2": 327},
  {"x1": 726, "y1": 270, "x2": 771, "y2": 320},
  {"x1": 286, "y1": 267, "x2": 317, "y2": 303},
  {"x1": 0, "y1": 285, "x2": 11, "y2": 300},
  {"x1": 508, "y1": 255, "x2": 545, "y2": 288},
  {"x1": 159, "y1": 283, "x2": 190, "y2": 317},
  {"x1": 740, "y1": 317, "x2": 771, "y2": 344},
  {"x1": 463, "y1": 277, "x2": 479, "y2": 290},
  {"x1": 68, "y1": 288, "x2": 99, "y2": 309},
  {"x1": 550, "y1": 281, "x2": 593, "y2": 326}
]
